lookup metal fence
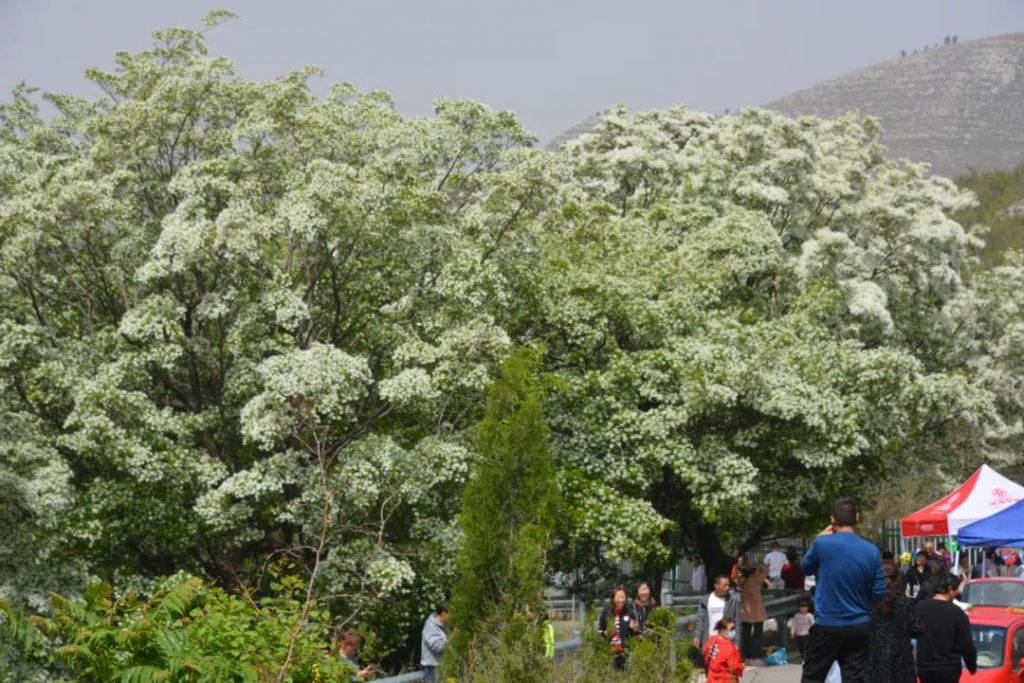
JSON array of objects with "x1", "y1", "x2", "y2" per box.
[
  {"x1": 373, "y1": 593, "x2": 810, "y2": 683},
  {"x1": 614, "y1": 536, "x2": 812, "y2": 594}
]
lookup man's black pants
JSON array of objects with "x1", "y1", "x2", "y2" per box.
[
  {"x1": 918, "y1": 671, "x2": 963, "y2": 683},
  {"x1": 800, "y1": 622, "x2": 871, "y2": 683}
]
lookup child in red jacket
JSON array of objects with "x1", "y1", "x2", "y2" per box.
[{"x1": 703, "y1": 617, "x2": 745, "y2": 683}]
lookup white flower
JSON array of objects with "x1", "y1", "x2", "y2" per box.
[{"x1": 840, "y1": 278, "x2": 894, "y2": 333}]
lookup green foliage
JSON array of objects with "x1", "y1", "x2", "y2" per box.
[
  {"x1": 646, "y1": 606, "x2": 677, "y2": 633},
  {"x1": 0, "y1": 599, "x2": 54, "y2": 682},
  {"x1": 448, "y1": 613, "x2": 549, "y2": 683},
  {"x1": 622, "y1": 607, "x2": 691, "y2": 683},
  {"x1": 5, "y1": 575, "x2": 354, "y2": 683},
  {"x1": 956, "y1": 162, "x2": 1024, "y2": 268},
  {"x1": 547, "y1": 606, "x2": 690, "y2": 683},
  {"x1": 201, "y1": 9, "x2": 238, "y2": 28},
  {"x1": 444, "y1": 347, "x2": 561, "y2": 681}
]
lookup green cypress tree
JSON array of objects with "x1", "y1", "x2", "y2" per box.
[{"x1": 442, "y1": 347, "x2": 561, "y2": 682}]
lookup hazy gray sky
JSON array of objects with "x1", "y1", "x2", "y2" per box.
[{"x1": 2, "y1": 0, "x2": 1022, "y2": 143}]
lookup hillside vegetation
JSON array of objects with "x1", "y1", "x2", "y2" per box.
[{"x1": 958, "y1": 162, "x2": 1024, "y2": 268}]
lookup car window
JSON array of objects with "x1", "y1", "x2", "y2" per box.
[
  {"x1": 963, "y1": 581, "x2": 1024, "y2": 607},
  {"x1": 1014, "y1": 628, "x2": 1024, "y2": 670},
  {"x1": 973, "y1": 626, "x2": 1007, "y2": 669}
]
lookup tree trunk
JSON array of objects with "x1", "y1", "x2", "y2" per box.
[
  {"x1": 695, "y1": 521, "x2": 735, "y2": 582},
  {"x1": 644, "y1": 466, "x2": 689, "y2": 597},
  {"x1": 695, "y1": 520, "x2": 768, "y2": 583},
  {"x1": 642, "y1": 555, "x2": 667, "y2": 600},
  {"x1": 646, "y1": 466, "x2": 770, "y2": 593}
]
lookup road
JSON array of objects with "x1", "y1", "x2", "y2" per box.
[{"x1": 741, "y1": 663, "x2": 802, "y2": 682}]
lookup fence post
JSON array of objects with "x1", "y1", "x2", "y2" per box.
[{"x1": 780, "y1": 611, "x2": 791, "y2": 651}]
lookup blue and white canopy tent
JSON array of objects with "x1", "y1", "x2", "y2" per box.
[{"x1": 957, "y1": 498, "x2": 1024, "y2": 548}]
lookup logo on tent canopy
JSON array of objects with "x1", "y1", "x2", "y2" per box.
[{"x1": 991, "y1": 487, "x2": 1020, "y2": 506}]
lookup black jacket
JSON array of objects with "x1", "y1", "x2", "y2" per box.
[
  {"x1": 903, "y1": 566, "x2": 928, "y2": 597},
  {"x1": 598, "y1": 604, "x2": 639, "y2": 645},
  {"x1": 914, "y1": 598, "x2": 977, "y2": 676}
]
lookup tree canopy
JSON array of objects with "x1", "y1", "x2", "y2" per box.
[{"x1": 3, "y1": 15, "x2": 1023, "y2": 669}]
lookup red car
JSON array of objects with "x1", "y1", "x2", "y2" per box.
[
  {"x1": 960, "y1": 605, "x2": 1024, "y2": 682},
  {"x1": 962, "y1": 578, "x2": 1024, "y2": 608}
]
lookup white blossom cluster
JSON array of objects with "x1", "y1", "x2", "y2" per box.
[{"x1": 240, "y1": 343, "x2": 371, "y2": 449}]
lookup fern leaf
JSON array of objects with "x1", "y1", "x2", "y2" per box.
[
  {"x1": 119, "y1": 665, "x2": 171, "y2": 683},
  {"x1": 156, "y1": 577, "x2": 202, "y2": 620}
]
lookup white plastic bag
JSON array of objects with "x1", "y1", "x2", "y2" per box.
[{"x1": 825, "y1": 662, "x2": 841, "y2": 683}]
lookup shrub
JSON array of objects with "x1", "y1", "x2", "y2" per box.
[
  {"x1": 0, "y1": 600, "x2": 53, "y2": 683},
  {"x1": 2, "y1": 574, "x2": 354, "y2": 683},
  {"x1": 451, "y1": 613, "x2": 551, "y2": 683},
  {"x1": 545, "y1": 605, "x2": 692, "y2": 683}
]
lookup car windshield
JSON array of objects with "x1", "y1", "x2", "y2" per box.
[
  {"x1": 972, "y1": 625, "x2": 1007, "y2": 669},
  {"x1": 962, "y1": 581, "x2": 1024, "y2": 607}
]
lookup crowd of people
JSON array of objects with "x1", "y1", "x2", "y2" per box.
[
  {"x1": 687, "y1": 542, "x2": 807, "y2": 668},
  {"x1": 684, "y1": 498, "x2": 979, "y2": 683},
  {"x1": 342, "y1": 497, "x2": 993, "y2": 682}
]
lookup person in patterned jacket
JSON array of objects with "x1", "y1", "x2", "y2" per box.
[{"x1": 703, "y1": 617, "x2": 745, "y2": 683}]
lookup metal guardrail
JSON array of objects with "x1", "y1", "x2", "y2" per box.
[
  {"x1": 545, "y1": 590, "x2": 723, "y2": 612},
  {"x1": 373, "y1": 592, "x2": 809, "y2": 682},
  {"x1": 373, "y1": 673, "x2": 429, "y2": 683}
]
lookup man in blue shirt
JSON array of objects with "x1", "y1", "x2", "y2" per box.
[{"x1": 800, "y1": 498, "x2": 886, "y2": 683}]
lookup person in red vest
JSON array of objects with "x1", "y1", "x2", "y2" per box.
[
  {"x1": 728, "y1": 548, "x2": 741, "y2": 584},
  {"x1": 704, "y1": 617, "x2": 745, "y2": 683},
  {"x1": 782, "y1": 548, "x2": 806, "y2": 591}
]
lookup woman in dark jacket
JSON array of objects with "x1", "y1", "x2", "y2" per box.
[
  {"x1": 598, "y1": 586, "x2": 639, "y2": 670},
  {"x1": 868, "y1": 559, "x2": 919, "y2": 683},
  {"x1": 632, "y1": 582, "x2": 658, "y2": 635},
  {"x1": 904, "y1": 551, "x2": 929, "y2": 598},
  {"x1": 917, "y1": 557, "x2": 951, "y2": 601}
]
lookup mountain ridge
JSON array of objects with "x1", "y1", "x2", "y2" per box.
[
  {"x1": 549, "y1": 33, "x2": 1024, "y2": 179},
  {"x1": 765, "y1": 32, "x2": 1024, "y2": 178}
]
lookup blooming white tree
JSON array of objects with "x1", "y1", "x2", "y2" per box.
[
  {"x1": 1, "y1": 15, "x2": 1019, "y2": 663},
  {"x1": 0, "y1": 17, "x2": 544, "y2": 656},
  {"x1": 536, "y1": 105, "x2": 997, "y2": 581}
]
